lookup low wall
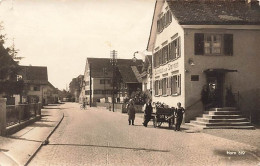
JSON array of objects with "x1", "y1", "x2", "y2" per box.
[
  {"x1": 184, "y1": 101, "x2": 204, "y2": 122},
  {"x1": 0, "y1": 98, "x2": 42, "y2": 136},
  {"x1": 6, "y1": 115, "x2": 41, "y2": 135}
]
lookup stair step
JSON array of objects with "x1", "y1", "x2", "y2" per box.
[
  {"x1": 209, "y1": 107, "x2": 237, "y2": 111},
  {"x1": 208, "y1": 111, "x2": 241, "y2": 115},
  {"x1": 196, "y1": 117, "x2": 248, "y2": 123},
  {"x1": 203, "y1": 114, "x2": 243, "y2": 119},
  {"x1": 190, "y1": 121, "x2": 251, "y2": 126},
  {"x1": 203, "y1": 126, "x2": 255, "y2": 129},
  {"x1": 188, "y1": 122, "x2": 255, "y2": 129}
]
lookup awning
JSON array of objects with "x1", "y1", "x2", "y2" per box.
[{"x1": 204, "y1": 68, "x2": 238, "y2": 74}]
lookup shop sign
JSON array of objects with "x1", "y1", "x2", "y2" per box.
[{"x1": 155, "y1": 62, "x2": 179, "y2": 76}]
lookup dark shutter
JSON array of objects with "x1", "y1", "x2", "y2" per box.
[
  {"x1": 194, "y1": 33, "x2": 204, "y2": 55},
  {"x1": 224, "y1": 34, "x2": 233, "y2": 56}
]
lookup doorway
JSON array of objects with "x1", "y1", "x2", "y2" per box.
[{"x1": 206, "y1": 73, "x2": 224, "y2": 108}]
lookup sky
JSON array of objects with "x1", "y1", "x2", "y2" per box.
[{"x1": 0, "y1": 0, "x2": 155, "y2": 90}]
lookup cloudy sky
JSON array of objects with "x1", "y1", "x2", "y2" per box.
[{"x1": 0, "y1": 0, "x2": 154, "y2": 90}]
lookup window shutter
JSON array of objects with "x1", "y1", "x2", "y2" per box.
[
  {"x1": 167, "y1": 77, "x2": 171, "y2": 95},
  {"x1": 224, "y1": 34, "x2": 233, "y2": 56},
  {"x1": 177, "y1": 75, "x2": 181, "y2": 94},
  {"x1": 194, "y1": 33, "x2": 204, "y2": 55},
  {"x1": 178, "y1": 37, "x2": 181, "y2": 57}
]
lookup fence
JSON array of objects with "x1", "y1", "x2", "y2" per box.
[
  {"x1": 0, "y1": 98, "x2": 42, "y2": 136},
  {"x1": 6, "y1": 103, "x2": 41, "y2": 127}
]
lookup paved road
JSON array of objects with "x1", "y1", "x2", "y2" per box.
[{"x1": 29, "y1": 103, "x2": 259, "y2": 166}]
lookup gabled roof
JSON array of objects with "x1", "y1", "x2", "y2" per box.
[
  {"x1": 147, "y1": 0, "x2": 260, "y2": 51},
  {"x1": 117, "y1": 65, "x2": 140, "y2": 83},
  {"x1": 86, "y1": 58, "x2": 143, "y2": 78},
  {"x1": 19, "y1": 66, "x2": 48, "y2": 84},
  {"x1": 167, "y1": 0, "x2": 260, "y2": 25}
]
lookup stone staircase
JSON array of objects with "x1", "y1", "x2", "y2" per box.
[{"x1": 188, "y1": 107, "x2": 255, "y2": 129}]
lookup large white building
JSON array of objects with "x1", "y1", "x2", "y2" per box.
[{"x1": 147, "y1": 0, "x2": 260, "y2": 123}]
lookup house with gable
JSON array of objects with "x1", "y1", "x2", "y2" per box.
[
  {"x1": 147, "y1": 0, "x2": 260, "y2": 127},
  {"x1": 19, "y1": 65, "x2": 58, "y2": 105},
  {"x1": 79, "y1": 58, "x2": 143, "y2": 106}
]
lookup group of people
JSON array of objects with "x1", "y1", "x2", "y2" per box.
[{"x1": 126, "y1": 99, "x2": 185, "y2": 131}]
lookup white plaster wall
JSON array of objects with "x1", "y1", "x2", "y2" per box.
[{"x1": 152, "y1": 1, "x2": 185, "y2": 108}]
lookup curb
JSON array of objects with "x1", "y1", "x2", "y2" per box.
[{"x1": 24, "y1": 112, "x2": 65, "y2": 166}]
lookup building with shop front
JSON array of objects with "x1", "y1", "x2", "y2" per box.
[
  {"x1": 79, "y1": 58, "x2": 143, "y2": 106},
  {"x1": 147, "y1": 0, "x2": 260, "y2": 123}
]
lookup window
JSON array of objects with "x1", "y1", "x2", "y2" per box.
[
  {"x1": 100, "y1": 79, "x2": 111, "y2": 84},
  {"x1": 33, "y1": 86, "x2": 40, "y2": 91},
  {"x1": 154, "y1": 75, "x2": 181, "y2": 96},
  {"x1": 195, "y1": 33, "x2": 233, "y2": 55},
  {"x1": 171, "y1": 75, "x2": 181, "y2": 95},
  {"x1": 94, "y1": 90, "x2": 103, "y2": 94},
  {"x1": 204, "y1": 34, "x2": 222, "y2": 54},
  {"x1": 153, "y1": 37, "x2": 181, "y2": 68},
  {"x1": 169, "y1": 37, "x2": 180, "y2": 60},
  {"x1": 162, "y1": 78, "x2": 167, "y2": 95},
  {"x1": 157, "y1": 10, "x2": 172, "y2": 33},
  {"x1": 85, "y1": 90, "x2": 90, "y2": 95},
  {"x1": 85, "y1": 81, "x2": 89, "y2": 86},
  {"x1": 154, "y1": 80, "x2": 159, "y2": 96}
]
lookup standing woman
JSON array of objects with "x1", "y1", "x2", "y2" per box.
[
  {"x1": 127, "y1": 99, "x2": 136, "y2": 125},
  {"x1": 175, "y1": 102, "x2": 185, "y2": 131}
]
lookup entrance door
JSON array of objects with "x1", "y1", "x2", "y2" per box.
[{"x1": 206, "y1": 73, "x2": 224, "y2": 108}]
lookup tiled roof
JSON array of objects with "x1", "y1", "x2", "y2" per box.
[
  {"x1": 167, "y1": 0, "x2": 260, "y2": 25},
  {"x1": 117, "y1": 65, "x2": 139, "y2": 83},
  {"x1": 19, "y1": 66, "x2": 48, "y2": 84},
  {"x1": 87, "y1": 58, "x2": 143, "y2": 78}
]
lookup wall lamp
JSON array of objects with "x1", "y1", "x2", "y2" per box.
[{"x1": 188, "y1": 58, "x2": 195, "y2": 66}]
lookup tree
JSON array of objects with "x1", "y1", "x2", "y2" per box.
[{"x1": 0, "y1": 23, "x2": 24, "y2": 97}]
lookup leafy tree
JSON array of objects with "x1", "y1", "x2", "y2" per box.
[{"x1": 0, "y1": 22, "x2": 24, "y2": 97}]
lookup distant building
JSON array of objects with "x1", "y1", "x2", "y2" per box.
[
  {"x1": 140, "y1": 55, "x2": 152, "y2": 93},
  {"x1": 19, "y1": 66, "x2": 58, "y2": 105},
  {"x1": 69, "y1": 75, "x2": 84, "y2": 102},
  {"x1": 147, "y1": 0, "x2": 260, "y2": 122},
  {"x1": 79, "y1": 58, "x2": 143, "y2": 106}
]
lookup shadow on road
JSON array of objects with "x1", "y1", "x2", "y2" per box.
[
  {"x1": 47, "y1": 143, "x2": 170, "y2": 153},
  {"x1": 6, "y1": 136, "x2": 42, "y2": 143}
]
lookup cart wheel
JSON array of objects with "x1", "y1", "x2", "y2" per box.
[
  {"x1": 157, "y1": 122, "x2": 162, "y2": 127},
  {"x1": 168, "y1": 119, "x2": 173, "y2": 128},
  {"x1": 80, "y1": 105, "x2": 84, "y2": 110},
  {"x1": 153, "y1": 118, "x2": 157, "y2": 128}
]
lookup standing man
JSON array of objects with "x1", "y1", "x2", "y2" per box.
[
  {"x1": 127, "y1": 99, "x2": 136, "y2": 125},
  {"x1": 143, "y1": 99, "x2": 152, "y2": 127},
  {"x1": 175, "y1": 102, "x2": 185, "y2": 131}
]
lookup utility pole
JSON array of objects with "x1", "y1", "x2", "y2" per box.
[
  {"x1": 89, "y1": 63, "x2": 92, "y2": 107},
  {"x1": 103, "y1": 67, "x2": 107, "y2": 101},
  {"x1": 110, "y1": 50, "x2": 117, "y2": 112}
]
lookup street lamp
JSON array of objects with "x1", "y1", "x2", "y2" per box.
[
  {"x1": 132, "y1": 51, "x2": 138, "y2": 62},
  {"x1": 110, "y1": 50, "x2": 117, "y2": 112}
]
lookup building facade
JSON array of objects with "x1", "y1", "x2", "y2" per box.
[
  {"x1": 19, "y1": 66, "x2": 58, "y2": 105},
  {"x1": 147, "y1": 0, "x2": 260, "y2": 122},
  {"x1": 79, "y1": 58, "x2": 143, "y2": 106}
]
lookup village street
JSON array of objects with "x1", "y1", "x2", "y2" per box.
[{"x1": 28, "y1": 103, "x2": 260, "y2": 166}]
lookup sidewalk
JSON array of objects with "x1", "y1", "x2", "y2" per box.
[{"x1": 0, "y1": 104, "x2": 64, "y2": 166}]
